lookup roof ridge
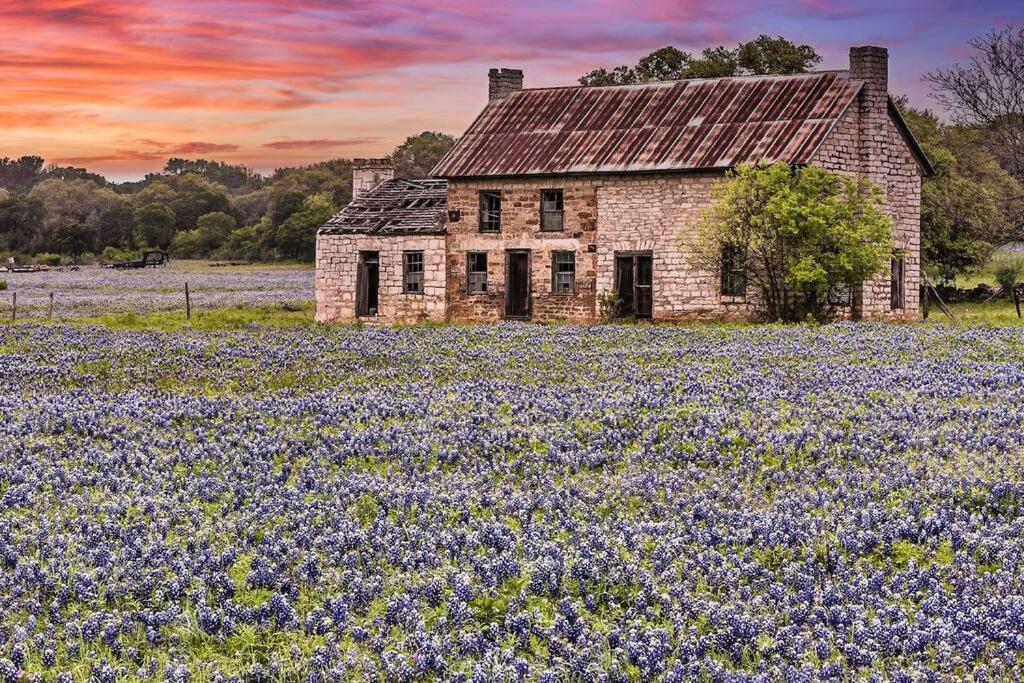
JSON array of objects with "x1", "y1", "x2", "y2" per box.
[{"x1": 513, "y1": 70, "x2": 847, "y2": 94}]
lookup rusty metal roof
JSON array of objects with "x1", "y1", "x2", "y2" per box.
[
  {"x1": 319, "y1": 178, "x2": 447, "y2": 236},
  {"x1": 432, "y1": 72, "x2": 864, "y2": 178}
]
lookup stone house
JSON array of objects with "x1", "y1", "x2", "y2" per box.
[{"x1": 316, "y1": 46, "x2": 931, "y2": 324}]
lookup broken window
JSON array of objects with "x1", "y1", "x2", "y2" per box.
[
  {"x1": 403, "y1": 251, "x2": 424, "y2": 294},
  {"x1": 479, "y1": 191, "x2": 502, "y2": 233},
  {"x1": 540, "y1": 189, "x2": 563, "y2": 232},
  {"x1": 720, "y1": 245, "x2": 747, "y2": 297},
  {"x1": 551, "y1": 251, "x2": 575, "y2": 294},
  {"x1": 467, "y1": 252, "x2": 488, "y2": 294},
  {"x1": 891, "y1": 254, "x2": 905, "y2": 310}
]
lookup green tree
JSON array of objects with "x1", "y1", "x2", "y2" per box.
[
  {"x1": 0, "y1": 194, "x2": 44, "y2": 253},
  {"x1": 991, "y1": 253, "x2": 1024, "y2": 317},
  {"x1": 133, "y1": 203, "x2": 177, "y2": 249},
  {"x1": 27, "y1": 179, "x2": 128, "y2": 255},
  {"x1": 898, "y1": 101, "x2": 1023, "y2": 281},
  {"x1": 391, "y1": 132, "x2": 457, "y2": 178},
  {"x1": 580, "y1": 35, "x2": 821, "y2": 86},
  {"x1": 275, "y1": 192, "x2": 335, "y2": 261},
  {"x1": 694, "y1": 163, "x2": 893, "y2": 322},
  {"x1": 0, "y1": 156, "x2": 45, "y2": 194}
]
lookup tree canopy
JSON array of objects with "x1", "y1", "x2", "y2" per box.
[
  {"x1": 580, "y1": 36, "x2": 821, "y2": 86},
  {"x1": 897, "y1": 100, "x2": 1023, "y2": 281},
  {"x1": 391, "y1": 132, "x2": 457, "y2": 179}
]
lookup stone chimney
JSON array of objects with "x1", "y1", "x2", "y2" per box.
[
  {"x1": 849, "y1": 46, "x2": 893, "y2": 321},
  {"x1": 488, "y1": 68, "x2": 524, "y2": 101},
  {"x1": 849, "y1": 46, "x2": 889, "y2": 180},
  {"x1": 352, "y1": 158, "x2": 394, "y2": 200}
]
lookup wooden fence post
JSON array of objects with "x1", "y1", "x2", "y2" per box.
[
  {"x1": 185, "y1": 282, "x2": 191, "y2": 320},
  {"x1": 48, "y1": 291, "x2": 54, "y2": 320}
]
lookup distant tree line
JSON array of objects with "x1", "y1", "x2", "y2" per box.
[
  {"x1": 0, "y1": 132, "x2": 455, "y2": 264},
  {"x1": 582, "y1": 32, "x2": 1024, "y2": 283}
]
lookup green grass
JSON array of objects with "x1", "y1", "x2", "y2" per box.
[
  {"x1": 2, "y1": 302, "x2": 316, "y2": 332},
  {"x1": 937, "y1": 300, "x2": 1024, "y2": 326}
]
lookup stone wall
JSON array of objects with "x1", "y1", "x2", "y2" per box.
[
  {"x1": 811, "y1": 48, "x2": 923, "y2": 321},
  {"x1": 445, "y1": 177, "x2": 598, "y2": 322},
  {"x1": 315, "y1": 234, "x2": 446, "y2": 324},
  {"x1": 446, "y1": 174, "x2": 760, "y2": 323}
]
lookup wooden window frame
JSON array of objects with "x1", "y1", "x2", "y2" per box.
[
  {"x1": 720, "y1": 245, "x2": 747, "y2": 298},
  {"x1": 551, "y1": 250, "x2": 576, "y2": 295},
  {"x1": 540, "y1": 189, "x2": 564, "y2": 232},
  {"x1": 479, "y1": 191, "x2": 502, "y2": 233},
  {"x1": 403, "y1": 250, "x2": 424, "y2": 295},
  {"x1": 466, "y1": 252, "x2": 488, "y2": 295},
  {"x1": 891, "y1": 254, "x2": 906, "y2": 310}
]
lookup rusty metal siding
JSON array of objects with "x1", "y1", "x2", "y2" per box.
[{"x1": 432, "y1": 72, "x2": 863, "y2": 178}]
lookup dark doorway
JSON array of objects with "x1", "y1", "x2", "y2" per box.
[
  {"x1": 505, "y1": 250, "x2": 531, "y2": 319},
  {"x1": 357, "y1": 251, "x2": 379, "y2": 316},
  {"x1": 615, "y1": 252, "x2": 653, "y2": 319}
]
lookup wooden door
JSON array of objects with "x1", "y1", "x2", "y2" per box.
[
  {"x1": 614, "y1": 252, "x2": 653, "y2": 319},
  {"x1": 505, "y1": 251, "x2": 531, "y2": 319}
]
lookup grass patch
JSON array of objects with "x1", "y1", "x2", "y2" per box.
[
  {"x1": 934, "y1": 301, "x2": 1024, "y2": 326},
  {"x1": 6, "y1": 302, "x2": 317, "y2": 332}
]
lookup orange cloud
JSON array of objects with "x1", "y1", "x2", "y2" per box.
[{"x1": 262, "y1": 138, "x2": 381, "y2": 150}]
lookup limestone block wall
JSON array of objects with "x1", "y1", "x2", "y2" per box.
[
  {"x1": 594, "y1": 173, "x2": 752, "y2": 322},
  {"x1": 445, "y1": 177, "x2": 598, "y2": 322},
  {"x1": 315, "y1": 234, "x2": 446, "y2": 324},
  {"x1": 446, "y1": 173, "x2": 756, "y2": 323},
  {"x1": 812, "y1": 102, "x2": 923, "y2": 321}
]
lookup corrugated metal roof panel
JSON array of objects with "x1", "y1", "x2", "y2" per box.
[{"x1": 432, "y1": 72, "x2": 863, "y2": 178}]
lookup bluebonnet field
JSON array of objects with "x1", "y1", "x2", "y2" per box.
[
  {"x1": 1, "y1": 321, "x2": 1024, "y2": 682},
  {"x1": 1, "y1": 265, "x2": 312, "y2": 318}
]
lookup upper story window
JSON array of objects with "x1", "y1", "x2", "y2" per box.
[
  {"x1": 891, "y1": 254, "x2": 905, "y2": 310},
  {"x1": 403, "y1": 251, "x2": 424, "y2": 294},
  {"x1": 467, "y1": 252, "x2": 488, "y2": 294},
  {"x1": 551, "y1": 251, "x2": 575, "y2": 294},
  {"x1": 540, "y1": 190, "x2": 563, "y2": 232},
  {"x1": 720, "y1": 245, "x2": 747, "y2": 297},
  {"x1": 479, "y1": 191, "x2": 501, "y2": 233}
]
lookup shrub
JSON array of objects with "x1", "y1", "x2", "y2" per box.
[
  {"x1": 695, "y1": 163, "x2": 893, "y2": 322},
  {"x1": 100, "y1": 246, "x2": 139, "y2": 264},
  {"x1": 992, "y1": 254, "x2": 1024, "y2": 293},
  {"x1": 991, "y1": 253, "x2": 1024, "y2": 317},
  {"x1": 32, "y1": 252, "x2": 64, "y2": 266}
]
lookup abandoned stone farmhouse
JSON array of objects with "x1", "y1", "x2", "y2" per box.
[{"x1": 316, "y1": 46, "x2": 932, "y2": 324}]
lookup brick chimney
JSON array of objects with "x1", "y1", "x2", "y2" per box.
[
  {"x1": 488, "y1": 68, "x2": 524, "y2": 101},
  {"x1": 352, "y1": 158, "x2": 394, "y2": 200}
]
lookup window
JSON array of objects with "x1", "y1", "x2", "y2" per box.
[
  {"x1": 720, "y1": 245, "x2": 746, "y2": 297},
  {"x1": 403, "y1": 251, "x2": 424, "y2": 294},
  {"x1": 479, "y1": 191, "x2": 502, "y2": 232},
  {"x1": 467, "y1": 252, "x2": 488, "y2": 294},
  {"x1": 891, "y1": 255, "x2": 905, "y2": 310},
  {"x1": 551, "y1": 251, "x2": 575, "y2": 294},
  {"x1": 540, "y1": 190, "x2": 563, "y2": 232}
]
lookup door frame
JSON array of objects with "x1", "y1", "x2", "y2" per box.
[
  {"x1": 504, "y1": 249, "x2": 532, "y2": 320},
  {"x1": 613, "y1": 250, "x2": 653, "y2": 320},
  {"x1": 356, "y1": 251, "x2": 380, "y2": 317}
]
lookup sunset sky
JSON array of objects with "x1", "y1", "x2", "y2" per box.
[{"x1": 4, "y1": 0, "x2": 1022, "y2": 181}]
